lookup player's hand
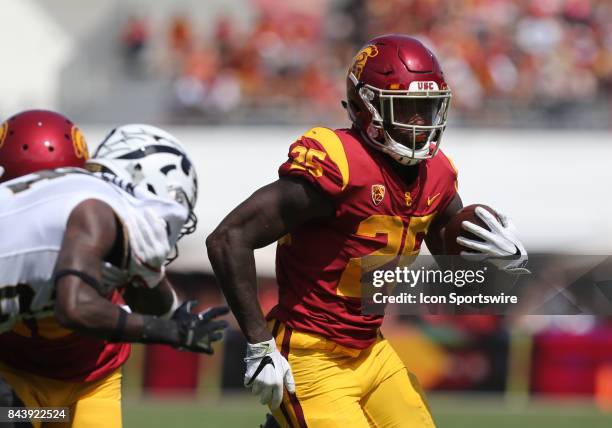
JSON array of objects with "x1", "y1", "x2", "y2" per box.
[
  {"x1": 244, "y1": 338, "x2": 296, "y2": 409},
  {"x1": 172, "y1": 300, "x2": 229, "y2": 354},
  {"x1": 126, "y1": 208, "x2": 171, "y2": 288},
  {"x1": 457, "y1": 207, "x2": 530, "y2": 274}
]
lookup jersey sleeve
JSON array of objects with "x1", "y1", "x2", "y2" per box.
[{"x1": 278, "y1": 127, "x2": 351, "y2": 201}]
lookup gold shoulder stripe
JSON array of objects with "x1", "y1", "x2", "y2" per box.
[
  {"x1": 303, "y1": 127, "x2": 350, "y2": 190},
  {"x1": 445, "y1": 155, "x2": 459, "y2": 191},
  {"x1": 0, "y1": 121, "x2": 8, "y2": 149},
  {"x1": 446, "y1": 155, "x2": 458, "y2": 175}
]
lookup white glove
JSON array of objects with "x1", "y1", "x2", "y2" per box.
[
  {"x1": 244, "y1": 338, "x2": 296, "y2": 409},
  {"x1": 457, "y1": 207, "x2": 530, "y2": 274},
  {"x1": 125, "y1": 208, "x2": 172, "y2": 288}
]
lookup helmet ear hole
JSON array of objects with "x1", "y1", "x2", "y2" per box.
[{"x1": 180, "y1": 157, "x2": 191, "y2": 175}]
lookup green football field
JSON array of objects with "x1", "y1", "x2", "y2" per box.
[{"x1": 122, "y1": 394, "x2": 612, "y2": 428}]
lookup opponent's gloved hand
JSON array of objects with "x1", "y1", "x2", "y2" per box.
[
  {"x1": 125, "y1": 208, "x2": 171, "y2": 288},
  {"x1": 244, "y1": 338, "x2": 296, "y2": 409},
  {"x1": 171, "y1": 300, "x2": 229, "y2": 354},
  {"x1": 457, "y1": 207, "x2": 530, "y2": 274}
]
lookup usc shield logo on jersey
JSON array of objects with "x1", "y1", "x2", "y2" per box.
[{"x1": 371, "y1": 184, "x2": 385, "y2": 206}]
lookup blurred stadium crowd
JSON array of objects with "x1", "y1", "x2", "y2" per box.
[{"x1": 119, "y1": 0, "x2": 612, "y2": 127}]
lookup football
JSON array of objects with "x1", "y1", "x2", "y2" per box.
[{"x1": 443, "y1": 204, "x2": 500, "y2": 255}]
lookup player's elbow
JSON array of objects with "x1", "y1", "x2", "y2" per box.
[
  {"x1": 206, "y1": 227, "x2": 230, "y2": 261},
  {"x1": 54, "y1": 298, "x2": 87, "y2": 331},
  {"x1": 54, "y1": 284, "x2": 101, "y2": 332},
  {"x1": 206, "y1": 225, "x2": 245, "y2": 264}
]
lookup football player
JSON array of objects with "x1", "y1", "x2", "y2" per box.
[
  {"x1": 207, "y1": 35, "x2": 527, "y2": 427},
  {"x1": 0, "y1": 123, "x2": 228, "y2": 428},
  {"x1": 0, "y1": 109, "x2": 91, "y2": 427}
]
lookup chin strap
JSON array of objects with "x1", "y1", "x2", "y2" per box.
[
  {"x1": 381, "y1": 130, "x2": 430, "y2": 166},
  {"x1": 357, "y1": 126, "x2": 423, "y2": 166}
]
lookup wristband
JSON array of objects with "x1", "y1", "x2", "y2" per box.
[
  {"x1": 109, "y1": 307, "x2": 128, "y2": 342},
  {"x1": 54, "y1": 269, "x2": 106, "y2": 295}
]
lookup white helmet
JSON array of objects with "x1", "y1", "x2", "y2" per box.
[{"x1": 87, "y1": 124, "x2": 198, "y2": 237}]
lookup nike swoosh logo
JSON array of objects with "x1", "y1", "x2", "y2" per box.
[
  {"x1": 245, "y1": 355, "x2": 275, "y2": 386},
  {"x1": 427, "y1": 193, "x2": 441, "y2": 206}
]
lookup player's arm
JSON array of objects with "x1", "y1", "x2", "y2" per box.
[
  {"x1": 425, "y1": 193, "x2": 463, "y2": 256},
  {"x1": 206, "y1": 176, "x2": 334, "y2": 343},
  {"x1": 122, "y1": 277, "x2": 178, "y2": 316},
  {"x1": 206, "y1": 176, "x2": 334, "y2": 408},
  {"x1": 54, "y1": 200, "x2": 228, "y2": 353},
  {"x1": 101, "y1": 208, "x2": 180, "y2": 317}
]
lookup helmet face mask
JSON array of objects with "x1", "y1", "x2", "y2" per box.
[{"x1": 346, "y1": 35, "x2": 452, "y2": 166}]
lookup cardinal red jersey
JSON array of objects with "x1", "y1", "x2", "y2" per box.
[
  {"x1": 267, "y1": 127, "x2": 458, "y2": 349},
  {"x1": 0, "y1": 291, "x2": 130, "y2": 382}
]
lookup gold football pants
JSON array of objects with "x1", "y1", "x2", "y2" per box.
[
  {"x1": 269, "y1": 321, "x2": 436, "y2": 428},
  {"x1": 0, "y1": 361, "x2": 122, "y2": 428}
]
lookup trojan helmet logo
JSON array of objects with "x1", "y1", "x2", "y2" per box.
[
  {"x1": 351, "y1": 45, "x2": 379, "y2": 80},
  {"x1": 71, "y1": 126, "x2": 89, "y2": 159},
  {"x1": 0, "y1": 121, "x2": 7, "y2": 149},
  {"x1": 371, "y1": 184, "x2": 385, "y2": 206}
]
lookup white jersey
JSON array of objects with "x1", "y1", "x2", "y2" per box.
[{"x1": 0, "y1": 168, "x2": 188, "y2": 331}]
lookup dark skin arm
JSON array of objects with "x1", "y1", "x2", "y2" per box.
[
  {"x1": 206, "y1": 177, "x2": 334, "y2": 343},
  {"x1": 54, "y1": 200, "x2": 176, "y2": 341},
  {"x1": 424, "y1": 193, "x2": 463, "y2": 257},
  {"x1": 123, "y1": 277, "x2": 175, "y2": 316}
]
